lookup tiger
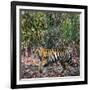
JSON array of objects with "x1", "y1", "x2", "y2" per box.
[{"x1": 33, "y1": 47, "x2": 73, "y2": 72}]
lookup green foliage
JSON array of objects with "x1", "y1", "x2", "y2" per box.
[{"x1": 20, "y1": 10, "x2": 80, "y2": 49}]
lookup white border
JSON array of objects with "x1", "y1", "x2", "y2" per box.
[{"x1": 16, "y1": 6, "x2": 85, "y2": 85}]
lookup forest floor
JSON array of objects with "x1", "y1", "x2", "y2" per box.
[{"x1": 20, "y1": 56, "x2": 80, "y2": 79}]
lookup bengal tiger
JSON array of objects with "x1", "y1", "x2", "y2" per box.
[{"x1": 33, "y1": 47, "x2": 73, "y2": 72}]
